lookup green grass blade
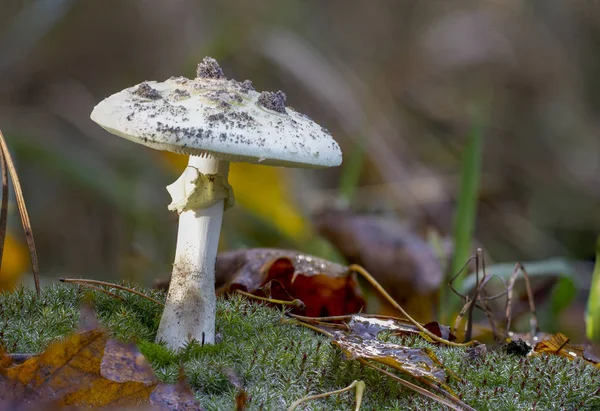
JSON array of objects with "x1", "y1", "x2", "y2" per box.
[
  {"x1": 337, "y1": 138, "x2": 365, "y2": 207},
  {"x1": 586, "y1": 235, "x2": 600, "y2": 342},
  {"x1": 440, "y1": 109, "x2": 485, "y2": 322}
]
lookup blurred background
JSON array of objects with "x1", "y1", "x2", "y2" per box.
[{"x1": 1, "y1": 1, "x2": 599, "y2": 339}]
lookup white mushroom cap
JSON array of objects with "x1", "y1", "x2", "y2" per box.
[{"x1": 90, "y1": 58, "x2": 342, "y2": 168}]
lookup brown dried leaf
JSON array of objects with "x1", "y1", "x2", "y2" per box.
[
  {"x1": 533, "y1": 333, "x2": 592, "y2": 364},
  {"x1": 150, "y1": 378, "x2": 203, "y2": 411},
  {"x1": 331, "y1": 330, "x2": 451, "y2": 390},
  {"x1": 0, "y1": 311, "x2": 203, "y2": 409},
  {"x1": 216, "y1": 248, "x2": 365, "y2": 317},
  {"x1": 0, "y1": 328, "x2": 157, "y2": 407},
  {"x1": 0, "y1": 349, "x2": 11, "y2": 369}
]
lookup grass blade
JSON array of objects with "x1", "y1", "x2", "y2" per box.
[
  {"x1": 441, "y1": 108, "x2": 485, "y2": 322},
  {"x1": 0, "y1": 129, "x2": 40, "y2": 294},
  {"x1": 338, "y1": 138, "x2": 366, "y2": 207},
  {"x1": 586, "y1": 235, "x2": 600, "y2": 342}
]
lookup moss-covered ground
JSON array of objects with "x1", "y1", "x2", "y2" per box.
[{"x1": 1, "y1": 285, "x2": 599, "y2": 410}]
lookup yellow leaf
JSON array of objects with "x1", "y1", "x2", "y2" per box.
[
  {"x1": 158, "y1": 151, "x2": 307, "y2": 238},
  {"x1": 0, "y1": 233, "x2": 29, "y2": 292}
]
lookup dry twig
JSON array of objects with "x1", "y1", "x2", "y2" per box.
[
  {"x1": 59, "y1": 278, "x2": 163, "y2": 307},
  {"x1": 0, "y1": 129, "x2": 40, "y2": 294}
]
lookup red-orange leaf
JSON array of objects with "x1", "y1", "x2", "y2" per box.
[{"x1": 216, "y1": 248, "x2": 365, "y2": 317}]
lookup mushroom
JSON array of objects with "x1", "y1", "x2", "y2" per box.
[{"x1": 90, "y1": 57, "x2": 342, "y2": 349}]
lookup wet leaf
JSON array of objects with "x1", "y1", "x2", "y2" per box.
[
  {"x1": 291, "y1": 313, "x2": 471, "y2": 409},
  {"x1": 217, "y1": 248, "x2": 365, "y2": 317},
  {"x1": 331, "y1": 330, "x2": 452, "y2": 391},
  {"x1": 347, "y1": 315, "x2": 456, "y2": 342},
  {"x1": 348, "y1": 315, "x2": 420, "y2": 339}
]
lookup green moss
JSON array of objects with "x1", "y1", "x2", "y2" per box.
[{"x1": 1, "y1": 285, "x2": 599, "y2": 410}]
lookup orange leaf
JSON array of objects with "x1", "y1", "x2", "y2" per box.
[
  {"x1": 534, "y1": 333, "x2": 586, "y2": 361},
  {"x1": 216, "y1": 248, "x2": 365, "y2": 317}
]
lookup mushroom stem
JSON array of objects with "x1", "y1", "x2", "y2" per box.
[{"x1": 156, "y1": 155, "x2": 230, "y2": 349}]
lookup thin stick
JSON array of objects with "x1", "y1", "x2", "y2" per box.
[
  {"x1": 464, "y1": 249, "x2": 483, "y2": 341},
  {"x1": 289, "y1": 318, "x2": 335, "y2": 338},
  {"x1": 505, "y1": 263, "x2": 538, "y2": 339},
  {"x1": 0, "y1": 129, "x2": 40, "y2": 294},
  {"x1": 504, "y1": 263, "x2": 519, "y2": 337},
  {"x1": 448, "y1": 256, "x2": 477, "y2": 286},
  {"x1": 0, "y1": 149, "x2": 8, "y2": 272},
  {"x1": 348, "y1": 264, "x2": 476, "y2": 347},
  {"x1": 287, "y1": 380, "x2": 365, "y2": 411},
  {"x1": 452, "y1": 297, "x2": 472, "y2": 335},
  {"x1": 60, "y1": 278, "x2": 164, "y2": 306},
  {"x1": 471, "y1": 250, "x2": 501, "y2": 341},
  {"x1": 358, "y1": 360, "x2": 474, "y2": 411},
  {"x1": 235, "y1": 289, "x2": 305, "y2": 309},
  {"x1": 70, "y1": 282, "x2": 125, "y2": 302},
  {"x1": 519, "y1": 263, "x2": 539, "y2": 337}
]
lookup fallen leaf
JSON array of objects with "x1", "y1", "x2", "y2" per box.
[
  {"x1": 0, "y1": 328, "x2": 156, "y2": 407},
  {"x1": 423, "y1": 322, "x2": 456, "y2": 342},
  {"x1": 332, "y1": 330, "x2": 452, "y2": 392},
  {"x1": 159, "y1": 151, "x2": 308, "y2": 238},
  {"x1": 348, "y1": 315, "x2": 421, "y2": 339},
  {"x1": 534, "y1": 333, "x2": 587, "y2": 361},
  {"x1": 216, "y1": 248, "x2": 365, "y2": 317},
  {"x1": 0, "y1": 348, "x2": 11, "y2": 369},
  {"x1": 150, "y1": 377, "x2": 203, "y2": 411},
  {"x1": 313, "y1": 210, "x2": 443, "y2": 321},
  {"x1": 0, "y1": 233, "x2": 29, "y2": 292},
  {"x1": 464, "y1": 344, "x2": 487, "y2": 362},
  {"x1": 0, "y1": 309, "x2": 203, "y2": 409}
]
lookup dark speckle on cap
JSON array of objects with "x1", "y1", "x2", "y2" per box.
[
  {"x1": 258, "y1": 90, "x2": 287, "y2": 114},
  {"x1": 196, "y1": 57, "x2": 225, "y2": 79},
  {"x1": 131, "y1": 82, "x2": 161, "y2": 100},
  {"x1": 169, "y1": 89, "x2": 191, "y2": 101},
  {"x1": 240, "y1": 79, "x2": 254, "y2": 93}
]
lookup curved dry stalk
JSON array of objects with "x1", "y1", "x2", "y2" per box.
[
  {"x1": 59, "y1": 278, "x2": 163, "y2": 307},
  {"x1": 358, "y1": 360, "x2": 475, "y2": 411},
  {"x1": 0, "y1": 150, "x2": 8, "y2": 272},
  {"x1": 348, "y1": 264, "x2": 476, "y2": 347},
  {"x1": 287, "y1": 379, "x2": 365, "y2": 411},
  {"x1": 234, "y1": 289, "x2": 305, "y2": 309},
  {"x1": 504, "y1": 262, "x2": 539, "y2": 339},
  {"x1": 0, "y1": 129, "x2": 40, "y2": 294},
  {"x1": 65, "y1": 281, "x2": 125, "y2": 302},
  {"x1": 286, "y1": 318, "x2": 335, "y2": 338},
  {"x1": 291, "y1": 318, "x2": 473, "y2": 410}
]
